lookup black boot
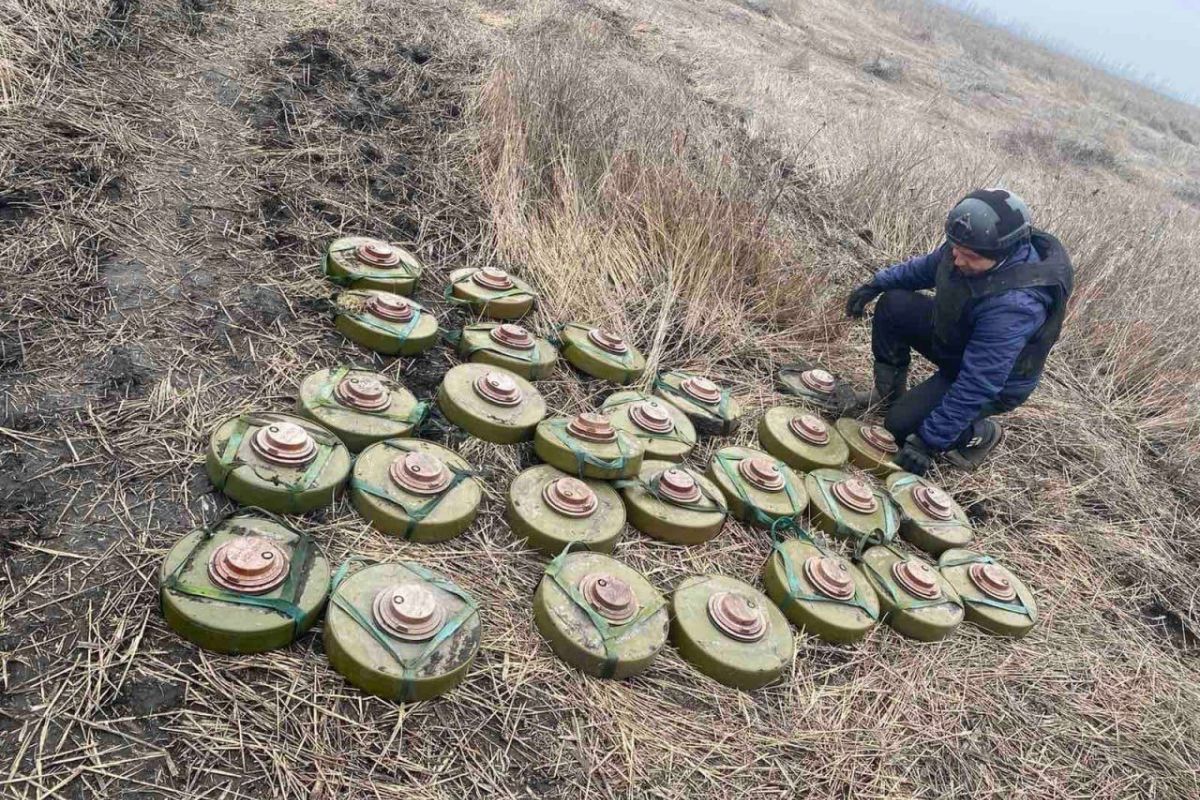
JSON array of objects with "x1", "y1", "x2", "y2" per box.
[
  {"x1": 943, "y1": 419, "x2": 1003, "y2": 471},
  {"x1": 873, "y1": 362, "x2": 908, "y2": 412}
]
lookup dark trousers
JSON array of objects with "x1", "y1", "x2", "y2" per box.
[{"x1": 872, "y1": 290, "x2": 1015, "y2": 449}]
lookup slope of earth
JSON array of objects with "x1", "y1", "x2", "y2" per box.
[{"x1": 1, "y1": 0, "x2": 1199, "y2": 798}]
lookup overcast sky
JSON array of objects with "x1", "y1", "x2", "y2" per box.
[{"x1": 963, "y1": 0, "x2": 1200, "y2": 102}]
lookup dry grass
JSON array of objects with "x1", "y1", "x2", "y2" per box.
[{"x1": 2, "y1": 0, "x2": 1200, "y2": 798}]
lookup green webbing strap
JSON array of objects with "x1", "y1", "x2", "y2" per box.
[
  {"x1": 712, "y1": 452, "x2": 804, "y2": 529},
  {"x1": 307, "y1": 365, "x2": 430, "y2": 428},
  {"x1": 771, "y1": 535, "x2": 879, "y2": 621},
  {"x1": 543, "y1": 544, "x2": 665, "y2": 679},
  {"x1": 809, "y1": 472, "x2": 898, "y2": 543},
  {"x1": 443, "y1": 274, "x2": 534, "y2": 307},
  {"x1": 454, "y1": 324, "x2": 549, "y2": 378},
  {"x1": 612, "y1": 470, "x2": 727, "y2": 516},
  {"x1": 937, "y1": 553, "x2": 1035, "y2": 618},
  {"x1": 323, "y1": 242, "x2": 419, "y2": 287},
  {"x1": 558, "y1": 323, "x2": 637, "y2": 384},
  {"x1": 601, "y1": 394, "x2": 694, "y2": 445},
  {"x1": 350, "y1": 441, "x2": 477, "y2": 539},
  {"x1": 329, "y1": 557, "x2": 479, "y2": 702},
  {"x1": 857, "y1": 543, "x2": 961, "y2": 614},
  {"x1": 161, "y1": 511, "x2": 316, "y2": 637},
  {"x1": 212, "y1": 415, "x2": 339, "y2": 512},
  {"x1": 547, "y1": 419, "x2": 633, "y2": 478},
  {"x1": 335, "y1": 292, "x2": 423, "y2": 348},
  {"x1": 653, "y1": 372, "x2": 734, "y2": 425}
]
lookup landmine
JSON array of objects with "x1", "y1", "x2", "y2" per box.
[
  {"x1": 455, "y1": 323, "x2": 558, "y2": 380},
  {"x1": 761, "y1": 537, "x2": 880, "y2": 643},
  {"x1": 296, "y1": 366, "x2": 425, "y2": 452},
  {"x1": 601, "y1": 391, "x2": 697, "y2": 462},
  {"x1": 757, "y1": 406, "x2": 850, "y2": 473},
  {"x1": 325, "y1": 560, "x2": 481, "y2": 701},
  {"x1": 805, "y1": 468, "x2": 899, "y2": 544},
  {"x1": 706, "y1": 446, "x2": 808, "y2": 527},
  {"x1": 323, "y1": 236, "x2": 422, "y2": 294},
  {"x1": 671, "y1": 574, "x2": 794, "y2": 690},
  {"x1": 507, "y1": 465, "x2": 626, "y2": 555},
  {"x1": 558, "y1": 323, "x2": 646, "y2": 384},
  {"x1": 160, "y1": 515, "x2": 331, "y2": 653},
  {"x1": 437, "y1": 364, "x2": 547, "y2": 444},
  {"x1": 776, "y1": 366, "x2": 851, "y2": 413},
  {"x1": 334, "y1": 290, "x2": 439, "y2": 356},
  {"x1": 206, "y1": 412, "x2": 351, "y2": 514},
  {"x1": 652, "y1": 370, "x2": 743, "y2": 436},
  {"x1": 938, "y1": 549, "x2": 1037, "y2": 637},
  {"x1": 860, "y1": 544, "x2": 964, "y2": 641},
  {"x1": 534, "y1": 412, "x2": 644, "y2": 480},
  {"x1": 887, "y1": 473, "x2": 973, "y2": 555},
  {"x1": 534, "y1": 551, "x2": 669, "y2": 679},
  {"x1": 619, "y1": 460, "x2": 727, "y2": 545},
  {"x1": 349, "y1": 439, "x2": 481, "y2": 542},
  {"x1": 447, "y1": 267, "x2": 536, "y2": 319},
  {"x1": 836, "y1": 419, "x2": 903, "y2": 476}
]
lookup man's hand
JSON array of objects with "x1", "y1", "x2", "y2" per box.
[
  {"x1": 894, "y1": 434, "x2": 934, "y2": 477},
  {"x1": 845, "y1": 283, "x2": 883, "y2": 318}
]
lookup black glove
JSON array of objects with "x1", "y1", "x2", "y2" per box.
[
  {"x1": 893, "y1": 434, "x2": 934, "y2": 477},
  {"x1": 846, "y1": 283, "x2": 883, "y2": 318}
]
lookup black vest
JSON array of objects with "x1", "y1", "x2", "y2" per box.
[{"x1": 933, "y1": 230, "x2": 1073, "y2": 382}]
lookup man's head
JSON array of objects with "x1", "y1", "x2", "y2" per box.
[{"x1": 944, "y1": 188, "x2": 1031, "y2": 273}]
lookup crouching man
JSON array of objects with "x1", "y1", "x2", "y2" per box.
[{"x1": 845, "y1": 188, "x2": 1073, "y2": 476}]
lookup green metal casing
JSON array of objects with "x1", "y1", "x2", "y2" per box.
[
  {"x1": 506, "y1": 465, "x2": 626, "y2": 555},
  {"x1": 601, "y1": 391, "x2": 697, "y2": 462},
  {"x1": 757, "y1": 405, "x2": 850, "y2": 473},
  {"x1": 860, "y1": 545, "x2": 963, "y2": 642},
  {"x1": 886, "y1": 472, "x2": 974, "y2": 555},
  {"x1": 652, "y1": 370, "x2": 743, "y2": 437},
  {"x1": 620, "y1": 460, "x2": 727, "y2": 545},
  {"x1": 296, "y1": 366, "x2": 425, "y2": 453},
  {"x1": 805, "y1": 468, "x2": 899, "y2": 544},
  {"x1": 706, "y1": 446, "x2": 808, "y2": 527},
  {"x1": 334, "y1": 291, "x2": 440, "y2": 356},
  {"x1": 558, "y1": 323, "x2": 646, "y2": 384},
  {"x1": 760, "y1": 538, "x2": 879, "y2": 643},
  {"x1": 437, "y1": 363, "x2": 547, "y2": 444},
  {"x1": 455, "y1": 323, "x2": 558, "y2": 380},
  {"x1": 835, "y1": 418, "x2": 902, "y2": 477},
  {"x1": 534, "y1": 417, "x2": 645, "y2": 480},
  {"x1": 938, "y1": 548, "x2": 1038, "y2": 638},
  {"x1": 323, "y1": 236, "x2": 422, "y2": 294},
  {"x1": 448, "y1": 267, "x2": 536, "y2": 319}
]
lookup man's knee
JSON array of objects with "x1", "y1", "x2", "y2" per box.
[{"x1": 874, "y1": 290, "x2": 918, "y2": 321}]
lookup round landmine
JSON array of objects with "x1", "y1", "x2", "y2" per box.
[
  {"x1": 805, "y1": 468, "x2": 899, "y2": 544},
  {"x1": 558, "y1": 323, "x2": 646, "y2": 384},
  {"x1": 206, "y1": 412, "x2": 351, "y2": 514},
  {"x1": 859, "y1": 545, "x2": 963, "y2": 641},
  {"x1": 670, "y1": 574, "x2": 794, "y2": 690},
  {"x1": 534, "y1": 412, "x2": 644, "y2": 480},
  {"x1": 776, "y1": 365, "x2": 851, "y2": 412},
  {"x1": 436, "y1": 364, "x2": 547, "y2": 444},
  {"x1": 758, "y1": 406, "x2": 850, "y2": 473},
  {"x1": 349, "y1": 439, "x2": 482, "y2": 542},
  {"x1": 334, "y1": 290, "x2": 439, "y2": 356},
  {"x1": 447, "y1": 267, "x2": 536, "y2": 319},
  {"x1": 601, "y1": 391, "x2": 697, "y2": 462},
  {"x1": 887, "y1": 473, "x2": 973, "y2": 555},
  {"x1": 507, "y1": 465, "x2": 626, "y2": 555},
  {"x1": 323, "y1": 236, "x2": 423, "y2": 294},
  {"x1": 760, "y1": 538, "x2": 879, "y2": 643},
  {"x1": 160, "y1": 515, "x2": 331, "y2": 653},
  {"x1": 706, "y1": 446, "x2": 808, "y2": 528},
  {"x1": 835, "y1": 419, "x2": 902, "y2": 476},
  {"x1": 938, "y1": 549, "x2": 1037, "y2": 637},
  {"x1": 325, "y1": 561, "x2": 480, "y2": 702},
  {"x1": 455, "y1": 323, "x2": 559, "y2": 380},
  {"x1": 652, "y1": 370, "x2": 743, "y2": 437},
  {"x1": 533, "y1": 551, "x2": 669, "y2": 679},
  {"x1": 296, "y1": 366, "x2": 425, "y2": 453},
  {"x1": 621, "y1": 460, "x2": 727, "y2": 545}
]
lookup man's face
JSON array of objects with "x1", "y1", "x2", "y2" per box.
[{"x1": 951, "y1": 244, "x2": 997, "y2": 276}]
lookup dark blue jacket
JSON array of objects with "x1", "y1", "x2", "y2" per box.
[{"x1": 872, "y1": 242, "x2": 1054, "y2": 450}]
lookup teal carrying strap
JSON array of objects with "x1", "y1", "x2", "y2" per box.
[
  {"x1": 323, "y1": 242, "x2": 420, "y2": 287},
  {"x1": 547, "y1": 419, "x2": 633, "y2": 478},
  {"x1": 712, "y1": 451, "x2": 804, "y2": 529},
  {"x1": 770, "y1": 530, "x2": 879, "y2": 621},
  {"x1": 211, "y1": 414, "x2": 339, "y2": 512},
  {"x1": 858, "y1": 542, "x2": 962, "y2": 614},
  {"x1": 307, "y1": 365, "x2": 429, "y2": 428},
  {"x1": 349, "y1": 441, "x2": 477, "y2": 539},
  {"x1": 938, "y1": 553, "x2": 1035, "y2": 618},
  {"x1": 612, "y1": 469, "x2": 727, "y2": 516},
  {"x1": 809, "y1": 471, "x2": 899, "y2": 542},
  {"x1": 329, "y1": 557, "x2": 479, "y2": 702}
]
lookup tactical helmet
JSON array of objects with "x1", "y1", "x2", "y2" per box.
[{"x1": 944, "y1": 188, "x2": 1032, "y2": 257}]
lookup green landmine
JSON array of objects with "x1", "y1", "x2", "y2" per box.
[
  {"x1": 652, "y1": 370, "x2": 743, "y2": 437},
  {"x1": 938, "y1": 549, "x2": 1038, "y2": 638},
  {"x1": 325, "y1": 560, "x2": 481, "y2": 702},
  {"x1": 507, "y1": 464, "x2": 626, "y2": 555},
  {"x1": 670, "y1": 574, "x2": 794, "y2": 691},
  {"x1": 323, "y1": 236, "x2": 422, "y2": 294},
  {"x1": 761, "y1": 537, "x2": 880, "y2": 643},
  {"x1": 775, "y1": 365, "x2": 848, "y2": 413},
  {"x1": 447, "y1": 266, "x2": 536, "y2": 319},
  {"x1": 334, "y1": 290, "x2": 439, "y2": 356},
  {"x1": 601, "y1": 391, "x2": 697, "y2": 462},
  {"x1": 860, "y1": 544, "x2": 964, "y2": 642},
  {"x1": 534, "y1": 412, "x2": 644, "y2": 480},
  {"x1": 436, "y1": 363, "x2": 547, "y2": 444},
  {"x1": 206, "y1": 412, "x2": 351, "y2": 514},
  {"x1": 558, "y1": 323, "x2": 646, "y2": 384},
  {"x1": 757, "y1": 405, "x2": 850, "y2": 473},
  {"x1": 836, "y1": 418, "x2": 903, "y2": 477},
  {"x1": 296, "y1": 366, "x2": 426, "y2": 453},
  {"x1": 533, "y1": 550, "x2": 669, "y2": 679},
  {"x1": 455, "y1": 322, "x2": 559, "y2": 380},
  {"x1": 887, "y1": 472, "x2": 974, "y2": 555},
  {"x1": 349, "y1": 439, "x2": 481, "y2": 543},
  {"x1": 805, "y1": 468, "x2": 899, "y2": 544},
  {"x1": 619, "y1": 460, "x2": 727, "y2": 545},
  {"x1": 706, "y1": 446, "x2": 808, "y2": 528},
  {"x1": 160, "y1": 515, "x2": 331, "y2": 654}
]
